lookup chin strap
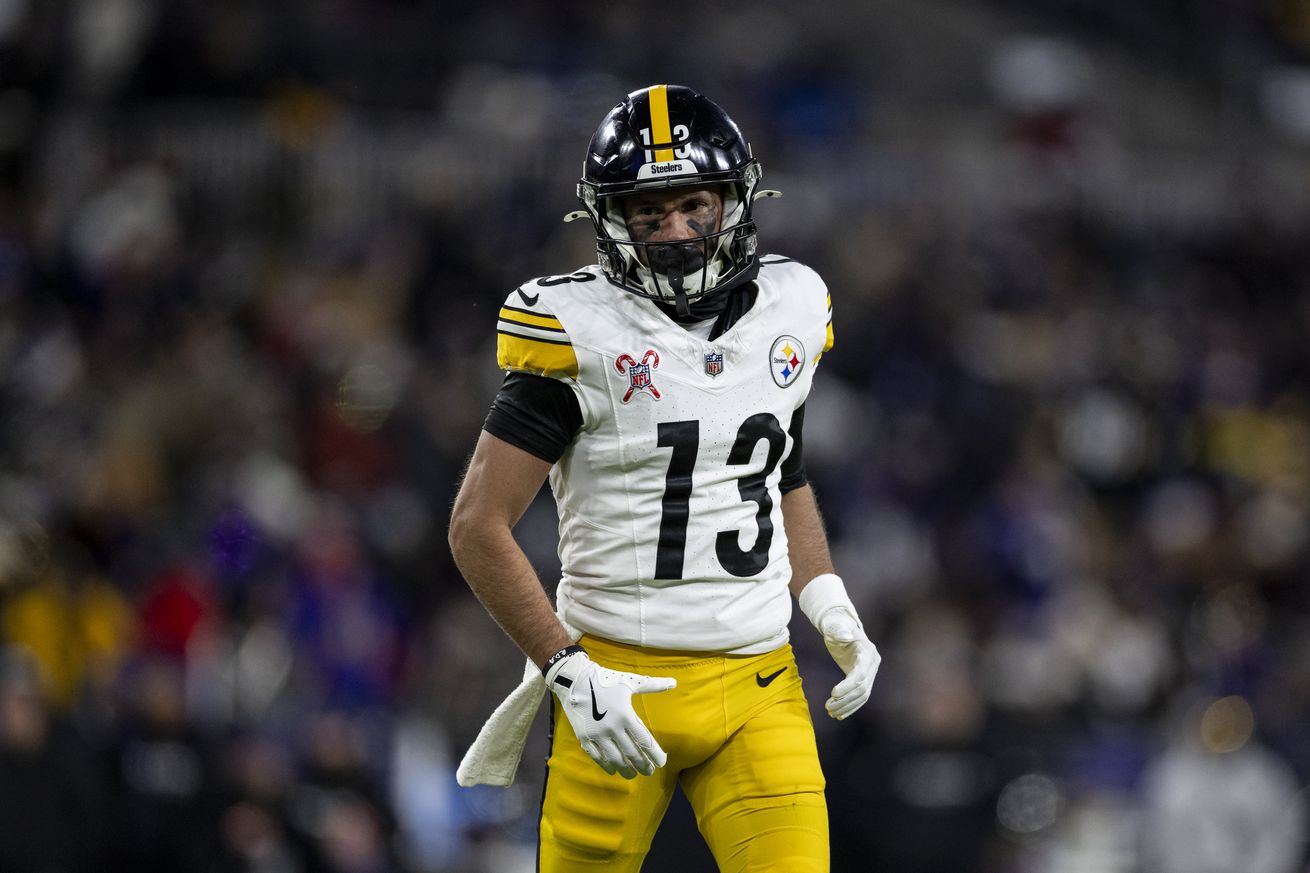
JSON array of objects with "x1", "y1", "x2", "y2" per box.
[
  {"x1": 667, "y1": 262, "x2": 691, "y2": 318},
  {"x1": 650, "y1": 243, "x2": 694, "y2": 318}
]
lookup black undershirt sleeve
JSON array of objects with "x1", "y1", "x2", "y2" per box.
[
  {"x1": 779, "y1": 402, "x2": 808, "y2": 494},
  {"x1": 483, "y1": 371, "x2": 584, "y2": 463}
]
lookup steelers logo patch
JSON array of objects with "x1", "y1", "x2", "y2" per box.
[{"x1": 769, "y1": 335, "x2": 805, "y2": 388}]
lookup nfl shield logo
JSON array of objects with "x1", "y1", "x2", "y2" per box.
[
  {"x1": 615, "y1": 349, "x2": 662, "y2": 402},
  {"x1": 704, "y1": 351, "x2": 724, "y2": 377}
]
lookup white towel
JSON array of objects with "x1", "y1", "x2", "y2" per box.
[
  {"x1": 455, "y1": 656, "x2": 546, "y2": 787},
  {"x1": 456, "y1": 622, "x2": 582, "y2": 788}
]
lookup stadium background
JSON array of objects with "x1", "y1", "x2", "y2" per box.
[{"x1": 2, "y1": 1, "x2": 1310, "y2": 870}]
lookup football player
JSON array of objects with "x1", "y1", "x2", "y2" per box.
[{"x1": 448, "y1": 84, "x2": 880, "y2": 873}]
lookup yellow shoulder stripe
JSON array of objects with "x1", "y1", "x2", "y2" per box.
[
  {"x1": 822, "y1": 319, "x2": 834, "y2": 355},
  {"x1": 497, "y1": 332, "x2": 578, "y2": 378},
  {"x1": 498, "y1": 306, "x2": 563, "y2": 330}
]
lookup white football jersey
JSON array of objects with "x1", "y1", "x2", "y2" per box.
[{"x1": 495, "y1": 256, "x2": 834, "y2": 654}]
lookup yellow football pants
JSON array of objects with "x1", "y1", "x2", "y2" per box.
[{"x1": 539, "y1": 634, "x2": 828, "y2": 873}]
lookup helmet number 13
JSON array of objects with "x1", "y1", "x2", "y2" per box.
[
  {"x1": 654, "y1": 414, "x2": 788, "y2": 580},
  {"x1": 639, "y1": 125, "x2": 692, "y2": 163}
]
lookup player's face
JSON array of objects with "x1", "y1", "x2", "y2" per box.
[{"x1": 620, "y1": 187, "x2": 724, "y2": 269}]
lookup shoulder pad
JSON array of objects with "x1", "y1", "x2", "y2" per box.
[
  {"x1": 495, "y1": 286, "x2": 578, "y2": 378},
  {"x1": 761, "y1": 256, "x2": 833, "y2": 358}
]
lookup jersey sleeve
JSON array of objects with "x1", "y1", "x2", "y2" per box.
[{"x1": 495, "y1": 290, "x2": 579, "y2": 379}]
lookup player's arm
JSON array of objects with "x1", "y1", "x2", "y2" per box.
[
  {"x1": 449, "y1": 391, "x2": 675, "y2": 780},
  {"x1": 782, "y1": 484, "x2": 836, "y2": 599},
  {"x1": 777, "y1": 404, "x2": 837, "y2": 596},
  {"x1": 779, "y1": 406, "x2": 880, "y2": 720},
  {"x1": 448, "y1": 430, "x2": 573, "y2": 666},
  {"x1": 452, "y1": 294, "x2": 676, "y2": 778},
  {"x1": 451, "y1": 293, "x2": 584, "y2": 665}
]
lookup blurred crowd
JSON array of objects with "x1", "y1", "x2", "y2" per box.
[{"x1": 2, "y1": 1, "x2": 1310, "y2": 872}]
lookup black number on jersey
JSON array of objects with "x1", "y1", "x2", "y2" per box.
[
  {"x1": 655, "y1": 421, "x2": 699, "y2": 579},
  {"x1": 655, "y1": 414, "x2": 787, "y2": 580},
  {"x1": 537, "y1": 272, "x2": 596, "y2": 286},
  {"x1": 716, "y1": 413, "x2": 787, "y2": 576}
]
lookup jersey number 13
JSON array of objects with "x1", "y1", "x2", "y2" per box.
[{"x1": 655, "y1": 413, "x2": 787, "y2": 580}]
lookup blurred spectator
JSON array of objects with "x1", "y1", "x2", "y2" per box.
[
  {"x1": 828, "y1": 601, "x2": 1002, "y2": 872},
  {"x1": 1140, "y1": 695, "x2": 1308, "y2": 873},
  {"x1": 289, "y1": 711, "x2": 396, "y2": 873},
  {"x1": 108, "y1": 657, "x2": 223, "y2": 872},
  {"x1": 215, "y1": 732, "x2": 304, "y2": 873},
  {"x1": 0, "y1": 537, "x2": 136, "y2": 712},
  {"x1": 0, "y1": 645, "x2": 108, "y2": 873}
]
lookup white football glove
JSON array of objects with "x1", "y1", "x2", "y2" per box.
[
  {"x1": 799, "y1": 574, "x2": 881, "y2": 720},
  {"x1": 544, "y1": 648, "x2": 676, "y2": 779}
]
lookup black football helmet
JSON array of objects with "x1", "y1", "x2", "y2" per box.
[{"x1": 573, "y1": 85, "x2": 769, "y2": 314}]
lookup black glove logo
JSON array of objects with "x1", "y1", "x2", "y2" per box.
[{"x1": 589, "y1": 678, "x2": 608, "y2": 720}]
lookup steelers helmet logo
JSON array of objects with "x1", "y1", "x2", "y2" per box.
[{"x1": 769, "y1": 335, "x2": 805, "y2": 388}]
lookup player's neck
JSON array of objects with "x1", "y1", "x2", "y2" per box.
[
  {"x1": 653, "y1": 287, "x2": 730, "y2": 325},
  {"x1": 652, "y1": 279, "x2": 759, "y2": 341}
]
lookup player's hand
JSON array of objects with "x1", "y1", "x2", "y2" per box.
[
  {"x1": 799, "y1": 573, "x2": 881, "y2": 720},
  {"x1": 816, "y1": 608, "x2": 880, "y2": 720},
  {"x1": 545, "y1": 650, "x2": 676, "y2": 779}
]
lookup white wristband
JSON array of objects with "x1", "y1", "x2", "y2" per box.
[{"x1": 798, "y1": 573, "x2": 859, "y2": 631}]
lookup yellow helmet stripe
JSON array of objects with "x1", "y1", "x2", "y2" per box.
[{"x1": 648, "y1": 84, "x2": 675, "y2": 162}]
